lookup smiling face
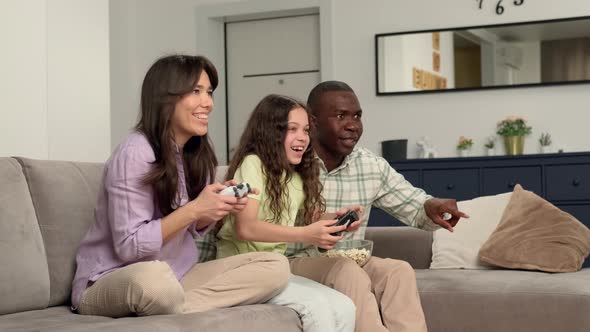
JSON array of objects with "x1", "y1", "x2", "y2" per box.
[
  {"x1": 283, "y1": 107, "x2": 311, "y2": 165},
  {"x1": 312, "y1": 90, "x2": 363, "y2": 169},
  {"x1": 171, "y1": 71, "x2": 213, "y2": 147}
]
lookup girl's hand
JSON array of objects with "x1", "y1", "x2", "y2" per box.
[
  {"x1": 302, "y1": 219, "x2": 347, "y2": 250},
  {"x1": 334, "y1": 205, "x2": 364, "y2": 232}
]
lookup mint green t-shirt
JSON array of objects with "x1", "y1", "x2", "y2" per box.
[{"x1": 216, "y1": 155, "x2": 304, "y2": 258}]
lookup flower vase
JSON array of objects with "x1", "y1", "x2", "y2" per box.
[
  {"x1": 458, "y1": 149, "x2": 470, "y2": 157},
  {"x1": 540, "y1": 145, "x2": 552, "y2": 154},
  {"x1": 486, "y1": 148, "x2": 495, "y2": 156},
  {"x1": 504, "y1": 136, "x2": 524, "y2": 155}
]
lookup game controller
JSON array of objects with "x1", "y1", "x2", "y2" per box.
[
  {"x1": 318, "y1": 210, "x2": 360, "y2": 253},
  {"x1": 331, "y1": 210, "x2": 359, "y2": 235},
  {"x1": 218, "y1": 182, "x2": 252, "y2": 198}
]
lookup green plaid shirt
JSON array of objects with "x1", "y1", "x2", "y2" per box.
[
  {"x1": 197, "y1": 147, "x2": 439, "y2": 262},
  {"x1": 286, "y1": 147, "x2": 438, "y2": 257}
]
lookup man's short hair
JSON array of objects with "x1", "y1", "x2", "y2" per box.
[{"x1": 307, "y1": 81, "x2": 353, "y2": 115}]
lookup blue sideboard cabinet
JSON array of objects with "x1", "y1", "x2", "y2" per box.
[{"x1": 368, "y1": 151, "x2": 590, "y2": 267}]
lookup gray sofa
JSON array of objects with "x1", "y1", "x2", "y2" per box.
[{"x1": 1, "y1": 157, "x2": 589, "y2": 332}]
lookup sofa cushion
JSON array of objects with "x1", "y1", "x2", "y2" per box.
[
  {"x1": 366, "y1": 227, "x2": 433, "y2": 269},
  {"x1": 0, "y1": 305, "x2": 302, "y2": 332},
  {"x1": 0, "y1": 158, "x2": 50, "y2": 315},
  {"x1": 416, "y1": 269, "x2": 590, "y2": 332},
  {"x1": 479, "y1": 184, "x2": 590, "y2": 272},
  {"x1": 16, "y1": 158, "x2": 104, "y2": 306},
  {"x1": 430, "y1": 192, "x2": 512, "y2": 269}
]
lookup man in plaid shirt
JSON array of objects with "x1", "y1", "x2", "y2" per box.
[{"x1": 286, "y1": 81, "x2": 468, "y2": 332}]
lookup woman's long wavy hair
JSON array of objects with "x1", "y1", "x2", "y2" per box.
[
  {"x1": 136, "y1": 55, "x2": 218, "y2": 215},
  {"x1": 226, "y1": 94, "x2": 325, "y2": 225}
]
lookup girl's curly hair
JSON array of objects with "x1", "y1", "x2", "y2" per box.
[{"x1": 226, "y1": 94, "x2": 325, "y2": 225}]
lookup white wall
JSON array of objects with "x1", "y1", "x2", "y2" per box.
[
  {"x1": 109, "y1": 0, "x2": 231, "y2": 150},
  {"x1": 329, "y1": 0, "x2": 590, "y2": 157},
  {"x1": 6, "y1": 0, "x2": 587, "y2": 162},
  {"x1": 48, "y1": 0, "x2": 110, "y2": 162},
  {"x1": 1, "y1": 1, "x2": 48, "y2": 159},
  {"x1": 0, "y1": 0, "x2": 110, "y2": 162}
]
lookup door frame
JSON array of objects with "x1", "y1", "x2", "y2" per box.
[{"x1": 196, "y1": 0, "x2": 335, "y2": 164}]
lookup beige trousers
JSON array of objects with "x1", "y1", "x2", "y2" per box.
[
  {"x1": 78, "y1": 252, "x2": 289, "y2": 317},
  {"x1": 290, "y1": 256, "x2": 427, "y2": 332}
]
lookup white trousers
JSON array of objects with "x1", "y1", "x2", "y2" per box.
[{"x1": 267, "y1": 274, "x2": 356, "y2": 332}]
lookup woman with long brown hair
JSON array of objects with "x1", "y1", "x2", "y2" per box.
[
  {"x1": 216, "y1": 94, "x2": 361, "y2": 332},
  {"x1": 70, "y1": 55, "x2": 289, "y2": 317}
]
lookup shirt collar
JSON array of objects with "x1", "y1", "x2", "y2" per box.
[{"x1": 315, "y1": 147, "x2": 360, "y2": 175}]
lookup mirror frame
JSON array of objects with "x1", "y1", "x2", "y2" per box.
[{"x1": 375, "y1": 15, "x2": 590, "y2": 96}]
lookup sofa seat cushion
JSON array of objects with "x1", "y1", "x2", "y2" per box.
[
  {"x1": 416, "y1": 269, "x2": 590, "y2": 332},
  {"x1": 0, "y1": 305, "x2": 302, "y2": 332}
]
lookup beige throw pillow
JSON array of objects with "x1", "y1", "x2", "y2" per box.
[
  {"x1": 430, "y1": 192, "x2": 512, "y2": 269},
  {"x1": 479, "y1": 184, "x2": 590, "y2": 272}
]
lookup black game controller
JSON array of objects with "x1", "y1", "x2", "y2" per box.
[
  {"x1": 330, "y1": 210, "x2": 359, "y2": 236},
  {"x1": 318, "y1": 210, "x2": 359, "y2": 253}
]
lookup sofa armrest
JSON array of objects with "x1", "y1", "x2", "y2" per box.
[{"x1": 365, "y1": 227, "x2": 433, "y2": 269}]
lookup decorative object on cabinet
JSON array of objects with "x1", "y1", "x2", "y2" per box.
[
  {"x1": 539, "y1": 132, "x2": 552, "y2": 153},
  {"x1": 381, "y1": 139, "x2": 408, "y2": 162},
  {"x1": 416, "y1": 136, "x2": 438, "y2": 159},
  {"x1": 367, "y1": 151, "x2": 590, "y2": 267},
  {"x1": 503, "y1": 135, "x2": 525, "y2": 155},
  {"x1": 457, "y1": 136, "x2": 474, "y2": 157},
  {"x1": 497, "y1": 116, "x2": 531, "y2": 155},
  {"x1": 484, "y1": 136, "x2": 496, "y2": 156}
]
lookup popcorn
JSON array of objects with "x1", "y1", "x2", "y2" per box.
[{"x1": 321, "y1": 248, "x2": 371, "y2": 266}]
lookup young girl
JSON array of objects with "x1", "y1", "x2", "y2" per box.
[
  {"x1": 216, "y1": 94, "x2": 359, "y2": 332},
  {"x1": 70, "y1": 55, "x2": 289, "y2": 317}
]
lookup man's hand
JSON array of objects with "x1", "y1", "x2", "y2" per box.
[{"x1": 424, "y1": 198, "x2": 469, "y2": 232}]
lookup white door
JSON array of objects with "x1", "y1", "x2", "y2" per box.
[{"x1": 226, "y1": 14, "x2": 320, "y2": 160}]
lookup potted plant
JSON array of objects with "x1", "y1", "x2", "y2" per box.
[
  {"x1": 484, "y1": 136, "x2": 496, "y2": 156},
  {"x1": 457, "y1": 136, "x2": 474, "y2": 157},
  {"x1": 539, "y1": 132, "x2": 552, "y2": 153},
  {"x1": 496, "y1": 116, "x2": 532, "y2": 155}
]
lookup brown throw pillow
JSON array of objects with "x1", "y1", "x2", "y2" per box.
[{"x1": 478, "y1": 184, "x2": 590, "y2": 272}]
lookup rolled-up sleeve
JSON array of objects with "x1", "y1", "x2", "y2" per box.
[
  {"x1": 373, "y1": 158, "x2": 439, "y2": 230},
  {"x1": 106, "y1": 146, "x2": 163, "y2": 262}
]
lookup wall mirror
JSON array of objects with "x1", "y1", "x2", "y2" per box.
[{"x1": 376, "y1": 16, "x2": 590, "y2": 95}]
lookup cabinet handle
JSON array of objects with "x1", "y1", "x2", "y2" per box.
[
  {"x1": 572, "y1": 178, "x2": 581, "y2": 186},
  {"x1": 446, "y1": 184, "x2": 455, "y2": 190}
]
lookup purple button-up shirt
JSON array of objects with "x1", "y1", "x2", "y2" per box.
[{"x1": 71, "y1": 132, "x2": 209, "y2": 309}]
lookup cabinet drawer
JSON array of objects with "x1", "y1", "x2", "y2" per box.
[
  {"x1": 423, "y1": 169, "x2": 479, "y2": 201},
  {"x1": 546, "y1": 164, "x2": 590, "y2": 201},
  {"x1": 482, "y1": 166, "x2": 542, "y2": 196},
  {"x1": 554, "y1": 204, "x2": 590, "y2": 227},
  {"x1": 368, "y1": 208, "x2": 406, "y2": 227},
  {"x1": 555, "y1": 204, "x2": 590, "y2": 268},
  {"x1": 398, "y1": 170, "x2": 420, "y2": 187}
]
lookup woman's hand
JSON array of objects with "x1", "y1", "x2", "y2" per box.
[
  {"x1": 302, "y1": 219, "x2": 347, "y2": 250},
  {"x1": 223, "y1": 179, "x2": 260, "y2": 214},
  {"x1": 186, "y1": 183, "x2": 238, "y2": 224}
]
